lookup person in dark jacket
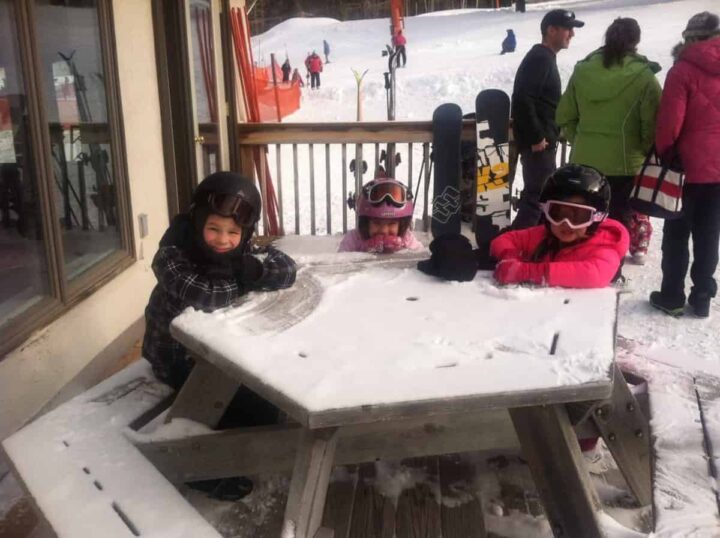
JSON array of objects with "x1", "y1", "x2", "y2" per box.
[
  {"x1": 143, "y1": 172, "x2": 296, "y2": 390},
  {"x1": 501, "y1": 29, "x2": 516, "y2": 54},
  {"x1": 281, "y1": 58, "x2": 291, "y2": 83},
  {"x1": 649, "y1": 12, "x2": 720, "y2": 318},
  {"x1": 323, "y1": 39, "x2": 331, "y2": 63},
  {"x1": 393, "y1": 30, "x2": 407, "y2": 67},
  {"x1": 511, "y1": 9, "x2": 584, "y2": 230},
  {"x1": 143, "y1": 172, "x2": 296, "y2": 499}
]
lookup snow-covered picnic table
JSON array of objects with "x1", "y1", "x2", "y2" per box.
[{"x1": 159, "y1": 251, "x2": 651, "y2": 538}]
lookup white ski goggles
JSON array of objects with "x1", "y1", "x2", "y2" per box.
[{"x1": 541, "y1": 200, "x2": 606, "y2": 229}]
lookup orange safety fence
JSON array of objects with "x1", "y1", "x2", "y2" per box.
[
  {"x1": 254, "y1": 64, "x2": 302, "y2": 122},
  {"x1": 230, "y1": 6, "x2": 281, "y2": 235}
]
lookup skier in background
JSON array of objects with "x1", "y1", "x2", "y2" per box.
[
  {"x1": 339, "y1": 177, "x2": 422, "y2": 253},
  {"x1": 510, "y1": 9, "x2": 584, "y2": 230},
  {"x1": 491, "y1": 164, "x2": 629, "y2": 288},
  {"x1": 307, "y1": 51, "x2": 323, "y2": 90},
  {"x1": 392, "y1": 29, "x2": 407, "y2": 67},
  {"x1": 281, "y1": 57, "x2": 291, "y2": 83},
  {"x1": 291, "y1": 67, "x2": 305, "y2": 87},
  {"x1": 304, "y1": 51, "x2": 312, "y2": 86},
  {"x1": 501, "y1": 29, "x2": 516, "y2": 54},
  {"x1": 323, "y1": 39, "x2": 331, "y2": 63}
]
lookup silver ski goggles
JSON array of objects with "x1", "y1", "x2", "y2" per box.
[
  {"x1": 541, "y1": 200, "x2": 606, "y2": 229},
  {"x1": 207, "y1": 193, "x2": 258, "y2": 227}
]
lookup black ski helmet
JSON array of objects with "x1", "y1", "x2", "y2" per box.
[
  {"x1": 190, "y1": 172, "x2": 262, "y2": 250},
  {"x1": 539, "y1": 164, "x2": 611, "y2": 232}
]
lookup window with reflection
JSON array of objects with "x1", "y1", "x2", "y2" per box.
[
  {"x1": 0, "y1": 0, "x2": 50, "y2": 330},
  {"x1": 35, "y1": 0, "x2": 121, "y2": 280},
  {"x1": 0, "y1": 0, "x2": 130, "y2": 355}
]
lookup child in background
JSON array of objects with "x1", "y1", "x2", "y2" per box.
[
  {"x1": 143, "y1": 172, "x2": 296, "y2": 500},
  {"x1": 491, "y1": 164, "x2": 629, "y2": 288},
  {"x1": 339, "y1": 177, "x2": 423, "y2": 253}
]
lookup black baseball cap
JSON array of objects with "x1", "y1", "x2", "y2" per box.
[{"x1": 541, "y1": 9, "x2": 585, "y2": 33}]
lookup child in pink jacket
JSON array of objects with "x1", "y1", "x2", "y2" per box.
[
  {"x1": 339, "y1": 177, "x2": 423, "y2": 253},
  {"x1": 491, "y1": 164, "x2": 629, "y2": 288}
]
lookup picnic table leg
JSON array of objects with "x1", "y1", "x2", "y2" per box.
[
  {"x1": 283, "y1": 427, "x2": 339, "y2": 538},
  {"x1": 510, "y1": 404, "x2": 603, "y2": 538},
  {"x1": 591, "y1": 364, "x2": 652, "y2": 506},
  {"x1": 164, "y1": 358, "x2": 239, "y2": 428}
]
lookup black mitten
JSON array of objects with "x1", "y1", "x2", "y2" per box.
[
  {"x1": 417, "y1": 233, "x2": 478, "y2": 282},
  {"x1": 234, "y1": 255, "x2": 264, "y2": 285}
]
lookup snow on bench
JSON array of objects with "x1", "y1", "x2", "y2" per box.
[
  {"x1": 618, "y1": 350, "x2": 720, "y2": 536},
  {"x1": 2, "y1": 360, "x2": 221, "y2": 538}
]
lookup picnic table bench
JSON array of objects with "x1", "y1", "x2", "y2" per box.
[{"x1": 2, "y1": 241, "x2": 657, "y2": 537}]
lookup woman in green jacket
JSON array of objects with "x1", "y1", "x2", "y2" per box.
[{"x1": 557, "y1": 18, "x2": 661, "y2": 267}]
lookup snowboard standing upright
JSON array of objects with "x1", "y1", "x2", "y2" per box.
[
  {"x1": 474, "y1": 89, "x2": 512, "y2": 247},
  {"x1": 431, "y1": 103, "x2": 463, "y2": 238}
]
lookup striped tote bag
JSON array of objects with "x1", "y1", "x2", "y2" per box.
[{"x1": 629, "y1": 146, "x2": 684, "y2": 219}]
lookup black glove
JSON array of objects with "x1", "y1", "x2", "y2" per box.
[
  {"x1": 234, "y1": 255, "x2": 264, "y2": 285},
  {"x1": 417, "y1": 233, "x2": 478, "y2": 282}
]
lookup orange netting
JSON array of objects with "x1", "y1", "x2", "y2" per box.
[{"x1": 254, "y1": 65, "x2": 301, "y2": 122}]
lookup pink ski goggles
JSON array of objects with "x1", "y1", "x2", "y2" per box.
[{"x1": 541, "y1": 200, "x2": 606, "y2": 229}]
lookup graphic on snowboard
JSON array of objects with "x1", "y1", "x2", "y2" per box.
[
  {"x1": 431, "y1": 102, "x2": 463, "y2": 238},
  {"x1": 474, "y1": 89, "x2": 512, "y2": 244}
]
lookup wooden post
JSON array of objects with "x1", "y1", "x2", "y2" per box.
[
  {"x1": 510, "y1": 404, "x2": 603, "y2": 538},
  {"x1": 164, "y1": 359, "x2": 239, "y2": 428},
  {"x1": 270, "y1": 53, "x2": 283, "y2": 122},
  {"x1": 284, "y1": 427, "x2": 339, "y2": 538},
  {"x1": 592, "y1": 364, "x2": 652, "y2": 506}
]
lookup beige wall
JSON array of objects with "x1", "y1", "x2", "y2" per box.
[{"x1": 0, "y1": 0, "x2": 168, "y2": 441}]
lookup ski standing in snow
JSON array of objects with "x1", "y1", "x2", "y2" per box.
[
  {"x1": 511, "y1": 9, "x2": 584, "y2": 230},
  {"x1": 491, "y1": 164, "x2": 629, "y2": 288}
]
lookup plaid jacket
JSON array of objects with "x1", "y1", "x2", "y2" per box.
[{"x1": 143, "y1": 244, "x2": 296, "y2": 388}]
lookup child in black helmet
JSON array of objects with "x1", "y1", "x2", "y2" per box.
[
  {"x1": 142, "y1": 172, "x2": 296, "y2": 499},
  {"x1": 490, "y1": 164, "x2": 629, "y2": 287}
]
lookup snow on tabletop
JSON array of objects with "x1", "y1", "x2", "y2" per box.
[{"x1": 172, "y1": 261, "x2": 616, "y2": 414}]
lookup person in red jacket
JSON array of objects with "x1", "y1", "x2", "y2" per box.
[
  {"x1": 650, "y1": 12, "x2": 720, "y2": 318},
  {"x1": 392, "y1": 29, "x2": 407, "y2": 67},
  {"x1": 490, "y1": 164, "x2": 629, "y2": 288},
  {"x1": 307, "y1": 51, "x2": 323, "y2": 90}
]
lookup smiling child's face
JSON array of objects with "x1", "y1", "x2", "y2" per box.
[
  {"x1": 368, "y1": 218, "x2": 400, "y2": 237},
  {"x1": 203, "y1": 214, "x2": 243, "y2": 253}
]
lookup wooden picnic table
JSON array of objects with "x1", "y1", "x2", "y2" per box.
[{"x1": 146, "y1": 251, "x2": 651, "y2": 538}]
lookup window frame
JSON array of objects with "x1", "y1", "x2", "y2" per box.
[{"x1": 1, "y1": 0, "x2": 135, "y2": 358}]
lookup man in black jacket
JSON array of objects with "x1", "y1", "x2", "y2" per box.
[{"x1": 511, "y1": 9, "x2": 584, "y2": 229}]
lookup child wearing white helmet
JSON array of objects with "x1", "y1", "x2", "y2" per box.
[{"x1": 339, "y1": 177, "x2": 423, "y2": 253}]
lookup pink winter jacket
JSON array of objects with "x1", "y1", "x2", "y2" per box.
[
  {"x1": 489, "y1": 219, "x2": 629, "y2": 288},
  {"x1": 338, "y1": 229, "x2": 423, "y2": 253},
  {"x1": 655, "y1": 38, "x2": 720, "y2": 184}
]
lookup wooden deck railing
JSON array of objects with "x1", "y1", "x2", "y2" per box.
[{"x1": 236, "y1": 120, "x2": 476, "y2": 236}]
